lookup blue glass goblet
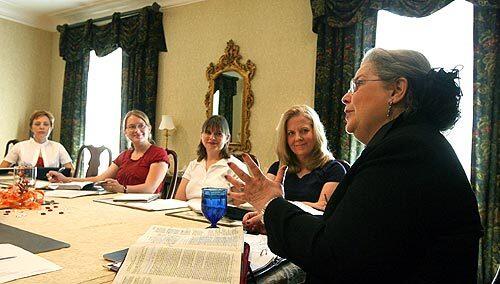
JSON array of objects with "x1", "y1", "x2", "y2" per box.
[{"x1": 201, "y1": 188, "x2": 227, "y2": 228}]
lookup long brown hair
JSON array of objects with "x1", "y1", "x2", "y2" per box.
[{"x1": 196, "y1": 115, "x2": 231, "y2": 161}]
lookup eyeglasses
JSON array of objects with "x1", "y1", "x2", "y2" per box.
[
  {"x1": 126, "y1": 124, "x2": 147, "y2": 131},
  {"x1": 349, "y1": 78, "x2": 385, "y2": 93}
]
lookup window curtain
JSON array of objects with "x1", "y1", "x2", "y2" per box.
[
  {"x1": 312, "y1": 11, "x2": 377, "y2": 162},
  {"x1": 471, "y1": 3, "x2": 499, "y2": 283},
  {"x1": 57, "y1": 3, "x2": 167, "y2": 158},
  {"x1": 57, "y1": 23, "x2": 92, "y2": 160},
  {"x1": 310, "y1": 0, "x2": 499, "y2": 282}
]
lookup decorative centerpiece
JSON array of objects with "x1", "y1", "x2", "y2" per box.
[{"x1": 0, "y1": 167, "x2": 44, "y2": 209}]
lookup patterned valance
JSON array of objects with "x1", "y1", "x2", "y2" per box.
[
  {"x1": 310, "y1": 0, "x2": 498, "y2": 32},
  {"x1": 57, "y1": 3, "x2": 167, "y2": 62}
]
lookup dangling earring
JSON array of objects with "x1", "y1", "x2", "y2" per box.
[{"x1": 386, "y1": 101, "x2": 393, "y2": 117}]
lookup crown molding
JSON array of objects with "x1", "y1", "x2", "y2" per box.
[
  {"x1": 0, "y1": 0, "x2": 53, "y2": 31},
  {"x1": 0, "y1": 0, "x2": 205, "y2": 32}
]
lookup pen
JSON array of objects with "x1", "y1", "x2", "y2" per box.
[
  {"x1": 0, "y1": 256, "x2": 16, "y2": 260},
  {"x1": 324, "y1": 194, "x2": 329, "y2": 203}
]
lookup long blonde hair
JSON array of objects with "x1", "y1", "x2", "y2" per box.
[{"x1": 276, "y1": 105, "x2": 333, "y2": 173}]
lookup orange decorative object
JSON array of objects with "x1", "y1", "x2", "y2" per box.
[{"x1": 0, "y1": 184, "x2": 44, "y2": 210}]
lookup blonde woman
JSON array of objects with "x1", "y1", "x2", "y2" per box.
[
  {"x1": 269, "y1": 105, "x2": 346, "y2": 209},
  {"x1": 241, "y1": 105, "x2": 347, "y2": 233},
  {"x1": 1, "y1": 110, "x2": 73, "y2": 171},
  {"x1": 48, "y1": 110, "x2": 169, "y2": 194}
]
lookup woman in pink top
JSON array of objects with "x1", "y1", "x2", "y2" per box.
[{"x1": 48, "y1": 110, "x2": 169, "y2": 194}]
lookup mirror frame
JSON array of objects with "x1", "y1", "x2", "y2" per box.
[{"x1": 205, "y1": 40, "x2": 256, "y2": 152}]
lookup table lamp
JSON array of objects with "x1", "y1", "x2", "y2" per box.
[{"x1": 159, "y1": 115, "x2": 175, "y2": 148}]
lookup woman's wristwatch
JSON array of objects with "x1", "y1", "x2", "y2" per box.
[
  {"x1": 260, "y1": 197, "x2": 279, "y2": 225},
  {"x1": 123, "y1": 185, "x2": 127, "y2": 193}
]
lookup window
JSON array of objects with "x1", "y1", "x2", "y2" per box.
[
  {"x1": 376, "y1": 0, "x2": 473, "y2": 178},
  {"x1": 84, "y1": 49, "x2": 122, "y2": 172}
]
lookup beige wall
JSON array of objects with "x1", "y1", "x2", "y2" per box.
[
  {"x1": 158, "y1": 0, "x2": 317, "y2": 169},
  {"x1": 0, "y1": 18, "x2": 54, "y2": 156},
  {"x1": 9, "y1": 0, "x2": 317, "y2": 170},
  {"x1": 50, "y1": 33, "x2": 66, "y2": 141}
]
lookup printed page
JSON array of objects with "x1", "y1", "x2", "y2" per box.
[
  {"x1": 114, "y1": 245, "x2": 241, "y2": 284},
  {"x1": 137, "y1": 225, "x2": 243, "y2": 252},
  {"x1": 113, "y1": 226, "x2": 243, "y2": 284}
]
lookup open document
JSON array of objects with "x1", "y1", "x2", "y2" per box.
[
  {"x1": 113, "y1": 225, "x2": 244, "y2": 284},
  {"x1": 244, "y1": 234, "x2": 287, "y2": 277},
  {"x1": 0, "y1": 244, "x2": 62, "y2": 283}
]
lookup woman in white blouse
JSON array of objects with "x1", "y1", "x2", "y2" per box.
[
  {"x1": 174, "y1": 115, "x2": 247, "y2": 201},
  {"x1": 1, "y1": 110, "x2": 73, "y2": 171}
]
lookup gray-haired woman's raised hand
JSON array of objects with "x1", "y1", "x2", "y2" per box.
[{"x1": 226, "y1": 153, "x2": 287, "y2": 211}]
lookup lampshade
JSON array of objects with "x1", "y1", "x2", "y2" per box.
[{"x1": 159, "y1": 115, "x2": 175, "y2": 130}]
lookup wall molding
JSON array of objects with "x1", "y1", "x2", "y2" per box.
[{"x1": 0, "y1": 0, "x2": 205, "y2": 32}]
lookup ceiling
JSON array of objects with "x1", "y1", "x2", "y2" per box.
[{"x1": 0, "y1": 0, "x2": 203, "y2": 31}]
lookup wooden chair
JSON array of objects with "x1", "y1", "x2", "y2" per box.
[
  {"x1": 161, "y1": 149, "x2": 179, "y2": 199},
  {"x1": 4, "y1": 139, "x2": 19, "y2": 157},
  {"x1": 74, "y1": 145, "x2": 112, "y2": 178}
]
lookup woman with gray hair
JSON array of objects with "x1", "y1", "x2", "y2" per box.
[{"x1": 227, "y1": 48, "x2": 483, "y2": 283}]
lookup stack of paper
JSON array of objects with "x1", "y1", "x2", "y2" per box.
[
  {"x1": 112, "y1": 193, "x2": 159, "y2": 203},
  {"x1": 290, "y1": 201, "x2": 324, "y2": 215},
  {"x1": 0, "y1": 244, "x2": 61, "y2": 283}
]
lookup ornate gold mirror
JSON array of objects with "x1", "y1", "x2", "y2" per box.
[{"x1": 205, "y1": 40, "x2": 256, "y2": 152}]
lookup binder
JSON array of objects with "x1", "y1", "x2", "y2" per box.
[{"x1": 240, "y1": 242, "x2": 250, "y2": 284}]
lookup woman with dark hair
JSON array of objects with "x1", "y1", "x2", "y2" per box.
[
  {"x1": 48, "y1": 110, "x2": 169, "y2": 194},
  {"x1": 174, "y1": 115, "x2": 247, "y2": 201},
  {"x1": 227, "y1": 48, "x2": 483, "y2": 283}
]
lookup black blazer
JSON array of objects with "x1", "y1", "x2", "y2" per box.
[{"x1": 264, "y1": 115, "x2": 483, "y2": 283}]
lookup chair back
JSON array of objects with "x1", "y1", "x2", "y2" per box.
[
  {"x1": 74, "y1": 145, "x2": 112, "y2": 178},
  {"x1": 4, "y1": 139, "x2": 19, "y2": 157},
  {"x1": 336, "y1": 159, "x2": 351, "y2": 174},
  {"x1": 161, "y1": 149, "x2": 179, "y2": 199}
]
